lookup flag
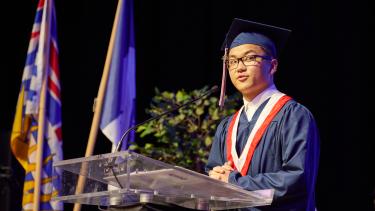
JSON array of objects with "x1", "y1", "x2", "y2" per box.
[
  {"x1": 10, "y1": 0, "x2": 63, "y2": 210},
  {"x1": 100, "y1": 0, "x2": 136, "y2": 151}
]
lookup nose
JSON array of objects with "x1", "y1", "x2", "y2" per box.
[{"x1": 236, "y1": 60, "x2": 247, "y2": 72}]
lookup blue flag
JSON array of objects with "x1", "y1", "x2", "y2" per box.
[{"x1": 100, "y1": 0, "x2": 136, "y2": 150}]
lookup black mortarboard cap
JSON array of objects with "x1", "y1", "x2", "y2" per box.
[{"x1": 221, "y1": 18, "x2": 291, "y2": 58}]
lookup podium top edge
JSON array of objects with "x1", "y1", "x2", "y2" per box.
[{"x1": 53, "y1": 150, "x2": 133, "y2": 167}]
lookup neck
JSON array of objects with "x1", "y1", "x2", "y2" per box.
[{"x1": 243, "y1": 83, "x2": 274, "y2": 102}]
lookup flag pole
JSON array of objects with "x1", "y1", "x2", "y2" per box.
[
  {"x1": 73, "y1": 0, "x2": 123, "y2": 210},
  {"x1": 33, "y1": 0, "x2": 52, "y2": 210},
  {"x1": 33, "y1": 73, "x2": 47, "y2": 211}
]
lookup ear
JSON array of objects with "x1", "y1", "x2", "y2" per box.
[{"x1": 270, "y1": 59, "x2": 278, "y2": 75}]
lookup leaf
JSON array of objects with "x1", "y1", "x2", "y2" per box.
[
  {"x1": 201, "y1": 120, "x2": 208, "y2": 130},
  {"x1": 211, "y1": 107, "x2": 220, "y2": 120},
  {"x1": 128, "y1": 144, "x2": 138, "y2": 150},
  {"x1": 176, "y1": 90, "x2": 189, "y2": 103},
  {"x1": 195, "y1": 99, "x2": 203, "y2": 106},
  {"x1": 195, "y1": 106, "x2": 204, "y2": 116},
  {"x1": 139, "y1": 124, "x2": 155, "y2": 137},
  {"x1": 155, "y1": 129, "x2": 167, "y2": 138},
  {"x1": 209, "y1": 97, "x2": 218, "y2": 104},
  {"x1": 204, "y1": 136, "x2": 212, "y2": 147},
  {"x1": 144, "y1": 143, "x2": 153, "y2": 150},
  {"x1": 154, "y1": 87, "x2": 160, "y2": 94},
  {"x1": 187, "y1": 123, "x2": 198, "y2": 133},
  {"x1": 161, "y1": 91, "x2": 174, "y2": 100},
  {"x1": 177, "y1": 113, "x2": 185, "y2": 121},
  {"x1": 203, "y1": 99, "x2": 210, "y2": 106},
  {"x1": 136, "y1": 124, "x2": 147, "y2": 132}
]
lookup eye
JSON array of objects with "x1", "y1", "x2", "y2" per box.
[
  {"x1": 244, "y1": 55, "x2": 257, "y2": 62},
  {"x1": 228, "y1": 59, "x2": 237, "y2": 66}
]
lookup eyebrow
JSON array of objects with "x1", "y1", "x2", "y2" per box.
[{"x1": 229, "y1": 49, "x2": 258, "y2": 58}]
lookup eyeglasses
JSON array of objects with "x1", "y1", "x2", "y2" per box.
[{"x1": 226, "y1": 54, "x2": 271, "y2": 70}]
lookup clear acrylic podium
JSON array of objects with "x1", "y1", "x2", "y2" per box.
[{"x1": 53, "y1": 151, "x2": 274, "y2": 210}]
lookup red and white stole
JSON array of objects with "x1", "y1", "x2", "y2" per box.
[{"x1": 226, "y1": 92, "x2": 292, "y2": 176}]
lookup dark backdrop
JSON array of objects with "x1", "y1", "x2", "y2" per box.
[{"x1": 1, "y1": 0, "x2": 374, "y2": 211}]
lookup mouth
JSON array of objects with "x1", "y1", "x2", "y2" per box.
[{"x1": 237, "y1": 75, "x2": 248, "y2": 82}]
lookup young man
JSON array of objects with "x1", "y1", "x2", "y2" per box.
[{"x1": 206, "y1": 18, "x2": 320, "y2": 211}]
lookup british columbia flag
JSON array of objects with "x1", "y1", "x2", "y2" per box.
[{"x1": 10, "y1": 0, "x2": 63, "y2": 210}]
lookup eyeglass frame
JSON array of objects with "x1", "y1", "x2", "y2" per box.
[{"x1": 224, "y1": 54, "x2": 272, "y2": 70}]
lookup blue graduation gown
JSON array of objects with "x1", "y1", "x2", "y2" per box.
[{"x1": 206, "y1": 99, "x2": 320, "y2": 211}]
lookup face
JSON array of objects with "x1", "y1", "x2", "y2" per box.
[{"x1": 227, "y1": 44, "x2": 278, "y2": 101}]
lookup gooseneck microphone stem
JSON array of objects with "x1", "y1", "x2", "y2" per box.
[
  {"x1": 114, "y1": 85, "x2": 218, "y2": 152},
  {"x1": 108, "y1": 85, "x2": 218, "y2": 191}
]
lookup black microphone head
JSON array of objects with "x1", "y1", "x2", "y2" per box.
[{"x1": 210, "y1": 85, "x2": 219, "y2": 93}]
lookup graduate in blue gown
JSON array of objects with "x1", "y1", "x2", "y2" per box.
[{"x1": 206, "y1": 18, "x2": 320, "y2": 211}]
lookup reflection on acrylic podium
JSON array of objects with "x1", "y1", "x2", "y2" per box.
[{"x1": 53, "y1": 151, "x2": 274, "y2": 210}]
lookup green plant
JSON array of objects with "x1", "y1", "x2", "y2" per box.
[{"x1": 129, "y1": 86, "x2": 241, "y2": 173}]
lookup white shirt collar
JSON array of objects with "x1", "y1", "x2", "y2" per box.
[{"x1": 243, "y1": 84, "x2": 279, "y2": 121}]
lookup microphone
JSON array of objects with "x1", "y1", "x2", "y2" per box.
[{"x1": 114, "y1": 85, "x2": 219, "y2": 153}]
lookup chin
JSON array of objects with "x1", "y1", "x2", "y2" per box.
[{"x1": 236, "y1": 84, "x2": 252, "y2": 94}]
